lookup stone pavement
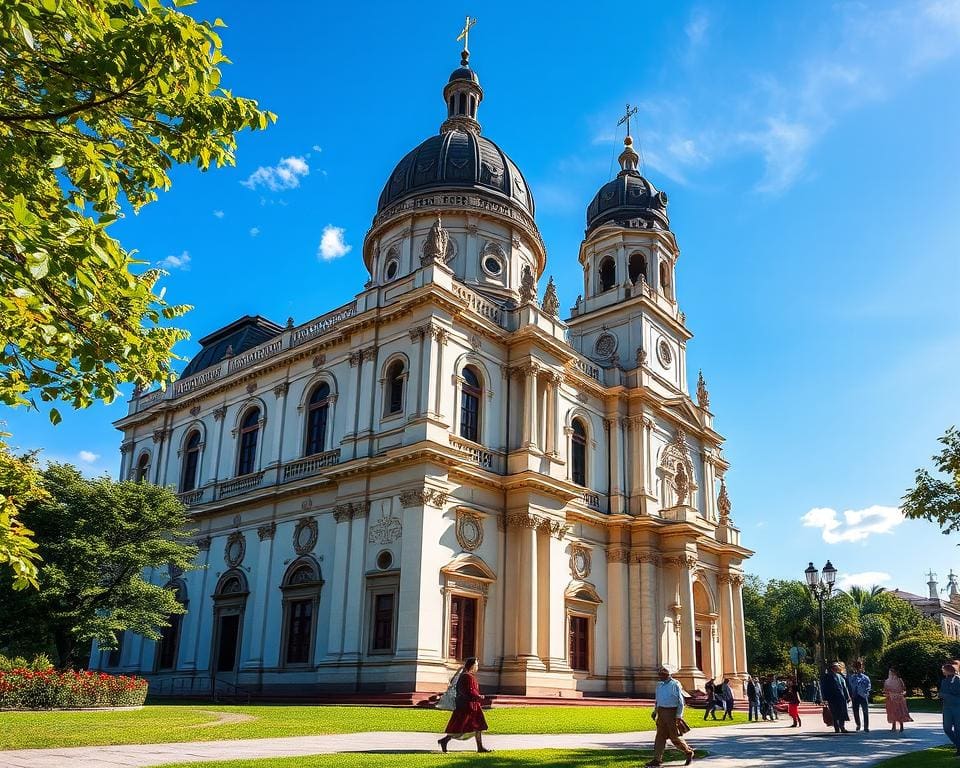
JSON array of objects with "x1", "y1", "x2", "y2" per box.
[{"x1": 0, "y1": 711, "x2": 946, "y2": 768}]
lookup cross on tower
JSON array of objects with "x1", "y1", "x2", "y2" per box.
[
  {"x1": 617, "y1": 103, "x2": 639, "y2": 137},
  {"x1": 456, "y1": 15, "x2": 477, "y2": 54}
]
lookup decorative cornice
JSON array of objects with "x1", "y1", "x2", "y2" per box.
[{"x1": 501, "y1": 511, "x2": 571, "y2": 540}]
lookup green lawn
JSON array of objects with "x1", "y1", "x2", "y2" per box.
[
  {"x1": 904, "y1": 697, "x2": 943, "y2": 713},
  {"x1": 158, "y1": 748, "x2": 708, "y2": 768},
  {"x1": 873, "y1": 745, "x2": 957, "y2": 766},
  {"x1": 0, "y1": 704, "x2": 744, "y2": 750}
]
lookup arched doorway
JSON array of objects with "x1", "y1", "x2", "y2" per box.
[
  {"x1": 211, "y1": 570, "x2": 248, "y2": 680},
  {"x1": 693, "y1": 580, "x2": 717, "y2": 681}
]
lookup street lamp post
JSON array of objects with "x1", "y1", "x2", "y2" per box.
[{"x1": 804, "y1": 560, "x2": 837, "y2": 672}]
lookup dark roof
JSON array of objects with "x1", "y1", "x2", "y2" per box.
[
  {"x1": 448, "y1": 66, "x2": 478, "y2": 83},
  {"x1": 179, "y1": 315, "x2": 284, "y2": 379},
  {"x1": 376, "y1": 130, "x2": 534, "y2": 217},
  {"x1": 586, "y1": 169, "x2": 670, "y2": 236}
]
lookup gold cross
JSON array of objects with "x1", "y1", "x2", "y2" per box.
[
  {"x1": 617, "y1": 103, "x2": 639, "y2": 137},
  {"x1": 456, "y1": 15, "x2": 477, "y2": 53}
]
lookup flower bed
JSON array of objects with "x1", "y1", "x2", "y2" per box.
[{"x1": 0, "y1": 668, "x2": 148, "y2": 709}]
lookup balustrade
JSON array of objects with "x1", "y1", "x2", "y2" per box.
[{"x1": 282, "y1": 449, "x2": 341, "y2": 481}]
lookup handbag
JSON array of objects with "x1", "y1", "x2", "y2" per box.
[
  {"x1": 822, "y1": 704, "x2": 834, "y2": 726},
  {"x1": 677, "y1": 717, "x2": 691, "y2": 735},
  {"x1": 436, "y1": 669, "x2": 462, "y2": 711}
]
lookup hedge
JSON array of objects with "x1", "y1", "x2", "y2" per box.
[{"x1": 0, "y1": 667, "x2": 148, "y2": 709}]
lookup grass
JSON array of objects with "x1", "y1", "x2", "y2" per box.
[
  {"x1": 904, "y1": 697, "x2": 944, "y2": 713},
  {"x1": 0, "y1": 704, "x2": 744, "y2": 750},
  {"x1": 873, "y1": 745, "x2": 957, "y2": 766},
  {"x1": 157, "y1": 748, "x2": 710, "y2": 768}
]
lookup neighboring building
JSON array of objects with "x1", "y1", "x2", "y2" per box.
[
  {"x1": 891, "y1": 571, "x2": 960, "y2": 639},
  {"x1": 92, "y1": 45, "x2": 753, "y2": 699}
]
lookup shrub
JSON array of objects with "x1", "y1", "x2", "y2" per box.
[
  {"x1": 877, "y1": 632, "x2": 960, "y2": 696},
  {"x1": 0, "y1": 668, "x2": 148, "y2": 709}
]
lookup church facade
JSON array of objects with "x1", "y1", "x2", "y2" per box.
[{"x1": 96, "y1": 49, "x2": 752, "y2": 699}]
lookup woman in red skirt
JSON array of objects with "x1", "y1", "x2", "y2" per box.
[
  {"x1": 438, "y1": 657, "x2": 491, "y2": 753},
  {"x1": 786, "y1": 680, "x2": 802, "y2": 727}
]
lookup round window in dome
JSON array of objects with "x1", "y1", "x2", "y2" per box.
[
  {"x1": 384, "y1": 258, "x2": 399, "y2": 282},
  {"x1": 482, "y1": 255, "x2": 503, "y2": 277},
  {"x1": 376, "y1": 550, "x2": 394, "y2": 570}
]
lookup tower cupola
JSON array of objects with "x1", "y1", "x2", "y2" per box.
[{"x1": 441, "y1": 19, "x2": 483, "y2": 135}]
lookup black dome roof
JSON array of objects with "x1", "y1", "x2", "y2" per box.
[
  {"x1": 586, "y1": 169, "x2": 670, "y2": 235},
  {"x1": 449, "y1": 66, "x2": 478, "y2": 83},
  {"x1": 376, "y1": 130, "x2": 534, "y2": 216}
]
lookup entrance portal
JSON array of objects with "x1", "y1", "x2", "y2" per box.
[{"x1": 216, "y1": 613, "x2": 240, "y2": 672}]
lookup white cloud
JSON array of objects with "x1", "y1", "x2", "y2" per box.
[
  {"x1": 249, "y1": 227, "x2": 260, "y2": 237},
  {"x1": 311, "y1": 145, "x2": 322, "y2": 153},
  {"x1": 317, "y1": 225, "x2": 351, "y2": 261},
  {"x1": 212, "y1": 210, "x2": 224, "y2": 218},
  {"x1": 78, "y1": 450, "x2": 99, "y2": 463},
  {"x1": 685, "y1": 9, "x2": 710, "y2": 48},
  {"x1": 801, "y1": 505, "x2": 905, "y2": 544},
  {"x1": 837, "y1": 571, "x2": 892, "y2": 591},
  {"x1": 241, "y1": 156, "x2": 310, "y2": 192},
  {"x1": 157, "y1": 250, "x2": 191, "y2": 270}
]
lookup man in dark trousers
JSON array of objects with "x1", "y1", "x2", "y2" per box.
[
  {"x1": 821, "y1": 661, "x2": 852, "y2": 733},
  {"x1": 847, "y1": 660, "x2": 872, "y2": 732},
  {"x1": 762, "y1": 675, "x2": 780, "y2": 720},
  {"x1": 747, "y1": 676, "x2": 761, "y2": 722}
]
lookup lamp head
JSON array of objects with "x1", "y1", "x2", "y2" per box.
[
  {"x1": 823, "y1": 560, "x2": 837, "y2": 587},
  {"x1": 804, "y1": 562, "x2": 819, "y2": 588}
]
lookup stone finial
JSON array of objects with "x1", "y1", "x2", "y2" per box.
[
  {"x1": 636, "y1": 346, "x2": 647, "y2": 367},
  {"x1": 519, "y1": 264, "x2": 537, "y2": 305},
  {"x1": 286, "y1": 316, "x2": 294, "y2": 329},
  {"x1": 224, "y1": 344, "x2": 234, "y2": 359},
  {"x1": 542, "y1": 276, "x2": 560, "y2": 318},
  {"x1": 717, "y1": 478, "x2": 732, "y2": 525},
  {"x1": 421, "y1": 214, "x2": 449, "y2": 265},
  {"x1": 697, "y1": 370, "x2": 711, "y2": 409}
]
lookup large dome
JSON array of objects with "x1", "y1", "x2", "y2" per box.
[
  {"x1": 376, "y1": 130, "x2": 534, "y2": 217},
  {"x1": 586, "y1": 137, "x2": 670, "y2": 235}
]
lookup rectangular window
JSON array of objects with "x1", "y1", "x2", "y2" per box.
[
  {"x1": 285, "y1": 599, "x2": 313, "y2": 665},
  {"x1": 459, "y1": 392, "x2": 479, "y2": 442},
  {"x1": 156, "y1": 614, "x2": 182, "y2": 670},
  {"x1": 569, "y1": 615, "x2": 589, "y2": 672},
  {"x1": 371, "y1": 593, "x2": 395, "y2": 652},
  {"x1": 448, "y1": 595, "x2": 478, "y2": 661}
]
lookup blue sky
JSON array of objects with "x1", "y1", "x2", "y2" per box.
[{"x1": 8, "y1": 1, "x2": 960, "y2": 595}]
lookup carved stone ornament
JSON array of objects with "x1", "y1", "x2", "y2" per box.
[
  {"x1": 257, "y1": 522, "x2": 276, "y2": 541},
  {"x1": 400, "y1": 488, "x2": 448, "y2": 508},
  {"x1": 368, "y1": 509, "x2": 403, "y2": 545},
  {"x1": 664, "y1": 553, "x2": 698, "y2": 569},
  {"x1": 195, "y1": 535, "x2": 212, "y2": 551},
  {"x1": 245, "y1": 382, "x2": 257, "y2": 395},
  {"x1": 213, "y1": 406, "x2": 227, "y2": 421},
  {"x1": 293, "y1": 517, "x2": 318, "y2": 555},
  {"x1": 542, "y1": 276, "x2": 561, "y2": 319},
  {"x1": 501, "y1": 512, "x2": 571, "y2": 541},
  {"x1": 697, "y1": 370, "x2": 710, "y2": 410},
  {"x1": 469, "y1": 334, "x2": 482, "y2": 352},
  {"x1": 455, "y1": 511, "x2": 484, "y2": 552},
  {"x1": 657, "y1": 338, "x2": 673, "y2": 367},
  {"x1": 273, "y1": 382, "x2": 289, "y2": 398},
  {"x1": 595, "y1": 332, "x2": 618, "y2": 359},
  {"x1": 189, "y1": 405, "x2": 201, "y2": 417},
  {"x1": 717, "y1": 479, "x2": 732, "y2": 525},
  {"x1": 421, "y1": 214, "x2": 454, "y2": 265},
  {"x1": 312, "y1": 354, "x2": 326, "y2": 369},
  {"x1": 675, "y1": 461, "x2": 689, "y2": 504},
  {"x1": 349, "y1": 351, "x2": 361, "y2": 367},
  {"x1": 333, "y1": 502, "x2": 370, "y2": 523},
  {"x1": 606, "y1": 548, "x2": 630, "y2": 564},
  {"x1": 636, "y1": 346, "x2": 648, "y2": 367},
  {"x1": 569, "y1": 544, "x2": 592, "y2": 579},
  {"x1": 152, "y1": 428, "x2": 168, "y2": 443},
  {"x1": 224, "y1": 532, "x2": 246, "y2": 568},
  {"x1": 301, "y1": 498, "x2": 314, "y2": 512},
  {"x1": 633, "y1": 551, "x2": 661, "y2": 566},
  {"x1": 519, "y1": 264, "x2": 537, "y2": 305}
]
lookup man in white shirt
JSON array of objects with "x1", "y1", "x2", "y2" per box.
[{"x1": 648, "y1": 664, "x2": 696, "y2": 766}]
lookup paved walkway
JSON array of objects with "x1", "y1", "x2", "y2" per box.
[{"x1": 0, "y1": 712, "x2": 946, "y2": 767}]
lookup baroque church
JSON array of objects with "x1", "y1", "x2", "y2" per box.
[{"x1": 94, "y1": 41, "x2": 752, "y2": 699}]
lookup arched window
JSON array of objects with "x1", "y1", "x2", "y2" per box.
[
  {"x1": 156, "y1": 582, "x2": 187, "y2": 671},
  {"x1": 459, "y1": 366, "x2": 482, "y2": 443},
  {"x1": 212, "y1": 570, "x2": 248, "y2": 674},
  {"x1": 180, "y1": 431, "x2": 201, "y2": 492},
  {"x1": 305, "y1": 383, "x2": 330, "y2": 456},
  {"x1": 598, "y1": 257, "x2": 616, "y2": 292},
  {"x1": 135, "y1": 453, "x2": 150, "y2": 483},
  {"x1": 629, "y1": 252, "x2": 647, "y2": 285},
  {"x1": 280, "y1": 560, "x2": 323, "y2": 667},
  {"x1": 659, "y1": 261, "x2": 672, "y2": 299},
  {"x1": 571, "y1": 418, "x2": 587, "y2": 486},
  {"x1": 237, "y1": 408, "x2": 260, "y2": 476},
  {"x1": 385, "y1": 360, "x2": 405, "y2": 416}
]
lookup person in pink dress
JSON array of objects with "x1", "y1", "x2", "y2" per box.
[{"x1": 883, "y1": 666, "x2": 913, "y2": 732}]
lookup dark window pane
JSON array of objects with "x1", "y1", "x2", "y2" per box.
[
  {"x1": 157, "y1": 614, "x2": 182, "y2": 670},
  {"x1": 569, "y1": 616, "x2": 589, "y2": 671},
  {"x1": 306, "y1": 401, "x2": 329, "y2": 455},
  {"x1": 599, "y1": 258, "x2": 616, "y2": 292},
  {"x1": 285, "y1": 599, "x2": 313, "y2": 664},
  {"x1": 372, "y1": 593, "x2": 395, "y2": 651},
  {"x1": 459, "y1": 368, "x2": 481, "y2": 443},
  {"x1": 448, "y1": 595, "x2": 478, "y2": 661},
  {"x1": 181, "y1": 432, "x2": 201, "y2": 492},
  {"x1": 238, "y1": 409, "x2": 260, "y2": 475},
  {"x1": 572, "y1": 419, "x2": 587, "y2": 486},
  {"x1": 387, "y1": 363, "x2": 404, "y2": 414}
]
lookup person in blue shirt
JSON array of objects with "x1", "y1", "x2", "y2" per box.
[
  {"x1": 847, "y1": 660, "x2": 872, "y2": 732},
  {"x1": 648, "y1": 665, "x2": 696, "y2": 767},
  {"x1": 940, "y1": 662, "x2": 960, "y2": 755}
]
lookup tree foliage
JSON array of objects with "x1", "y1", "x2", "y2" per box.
[
  {"x1": 0, "y1": 0, "x2": 274, "y2": 416},
  {"x1": 878, "y1": 631, "x2": 960, "y2": 696},
  {"x1": 904, "y1": 427, "x2": 960, "y2": 536},
  {"x1": 0, "y1": 440, "x2": 44, "y2": 589},
  {"x1": 0, "y1": 464, "x2": 197, "y2": 667}
]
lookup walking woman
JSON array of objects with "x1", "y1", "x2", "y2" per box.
[
  {"x1": 883, "y1": 666, "x2": 912, "y2": 732},
  {"x1": 785, "y1": 680, "x2": 802, "y2": 727},
  {"x1": 438, "y1": 657, "x2": 492, "y2": 753},
  {"x1": 703, "y1": 679, "x2": 719, "y2": 720}
]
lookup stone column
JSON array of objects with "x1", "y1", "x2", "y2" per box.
[
  {"x1": 545, "y1": 530, "x2": 570, "y2": 671},
  {"x1": 432, "y1": 327, "x2": 448, "y2": 419},
  {"x1": 606, "y1": 547, "x2": 630, "y2": 691},
  {"x1": 673, "y1": 555, "x2": 698, "y2": 676},
  {"x1": 638, "y1": 553, "x2": 660, "y2": 672},
  {"x1": 549, "y1": 373, "x2": 562, "y2": 455},
  {"x1": 516, "y1": 517, "x2": 539, "y2": 661},
  {"x1": 241, "y1": 525, "x2": 276, "y2": 669},
  {"x1": 718, "y1": 572, "x2": 737, "y2": 678},
  {"x1": 325, "y1": 513, "x2": 353, "y2": 660},
  {"x1": 395, "y1": 490, "x2": 444, "y2": 662},
  {"x1": 732, "y1": 574, "x2": 748, "y2": 675},
  {"x1": 407, "y1": 326, "x2": 425, "y2": 417},
  {"x1": 340, "y1": 506, "x2": 370, "y2": 659},
  {"x1": 702, "y1": 455, "x2": 718, "y2": 520},
  {"x1": 522, "y1": 365, "x2": 539, "y2": 450},
  {"x1": 270, "y1": 382, "x2": 289, "y2": 466},
  {"x1": 356, "y1": 346, "x2": 377, "y2": 438}
]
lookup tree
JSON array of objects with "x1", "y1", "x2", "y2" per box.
[
  {"x1": 0, "y1": 464, "x2": 197, "y2": 667},
  {"x1": 0, "y1": 0, "x2": 273, "y2": 584},
  {"x1": 878, "y1": 630, "x2": 960, "y2": 697},
  {"x1": 904, "y1": 427, "x2": 960, "y2": 535},
  {"x1": 0, "y1": 441, "x2": 44, "y2": 589}
]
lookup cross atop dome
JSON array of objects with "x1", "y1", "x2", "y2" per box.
[
  {"x1": 442, "y1": 17, "x2": 484, "y2": 135},
  {"x1": 456, "y1": 15, "x2": 477, "y2": 65}
]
